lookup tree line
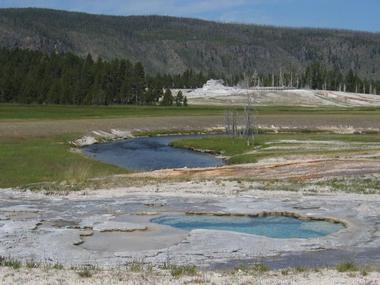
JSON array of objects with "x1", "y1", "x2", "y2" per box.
[
  {"x1": 0, "y1": 48, "x2": 207, "y2": 105},
  {"x1": 0, "y1": 48, "x2": 379, "y2": 106},
  {"x1": 243, "y1": 63, "x2": 380, "y2": 94}
]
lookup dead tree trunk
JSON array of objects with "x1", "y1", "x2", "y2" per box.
[{"x1": 232, "y1": 111, "x2": 238, "y2": 137}]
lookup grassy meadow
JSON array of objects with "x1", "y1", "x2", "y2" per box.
[
  {"x1": 1, "y1": 104, "x2": 380, "y2": 121},
  {"x1": 1, "y1": 103, "x2": 380, "y2": 188},
  {"x1": 0, "y1": 104, "x2": 224, "y2": 188},
  {"x1": 0, "y1": 134, "x2": 126, "y2": 188},
  {"x1": 0, "y1": 104, "x2": 226, "y2": 120}
]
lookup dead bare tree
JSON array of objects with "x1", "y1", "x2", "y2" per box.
[
  {"x1": 243, "y1": 93, "x2": 256, "y2": 145},
  {"x1": 224, "y1": 74, "x2": 257, "y2": 145},
  {"x1": 224, "y1": 110, "x2": 238, "y2": 137},
  {"x1": 279, "y1": 68, "x2": 284, "y2": 87},
  {"x1": 232, "y1": 111, "x2": 238, "y2": 137},
  {"x1": 290, "y1": 72, "x2": 293, "y2": 88},
  {"x1": 224, "y1": 111, "x2": 231, "y2": 135},
  {"x1": 242, "y1": 75, "x2": 256, "y2": 144}
]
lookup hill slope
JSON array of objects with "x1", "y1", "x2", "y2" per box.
[{"x1": 1, "y1": 8, "x2": 380, "y2": 78}]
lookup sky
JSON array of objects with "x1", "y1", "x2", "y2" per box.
[{"x1": 0, "y1": 0, "x2": 379, "y2": 32}]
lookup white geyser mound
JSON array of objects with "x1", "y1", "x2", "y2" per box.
[{"x1": 185, "y1": 79, "x2": 249, "y2": 98}]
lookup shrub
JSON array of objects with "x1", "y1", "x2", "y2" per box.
[
  {"x1": 77, "y1": 269, "x2": 93, "y2": 278},
  {"x1": 0, "y1": 257, "x2": 22, "y2": 269},
  {"x1": 169, "y1": 265, "x2": 197, "y2": 278},
  {"x1": 336, "y1": 262, "x2": 358, "y2": 272}
]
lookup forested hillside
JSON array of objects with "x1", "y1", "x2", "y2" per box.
[
  {"x1": 1, "y1": 8, "x2": 380, "y2": 80},
  {"x1": 0, "y1": 49, "x2": 378, "y2": 105}
]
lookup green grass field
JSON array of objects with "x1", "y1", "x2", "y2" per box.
[
  {"x1": 0, "y1": 104, "x2": 226, "y2": 120},
  {"x1": 0, "y1": 134, "x2": 126, "y2": 188},
  {"x1": 1, "y1": 104, "x2": 380, "y2": 120}
]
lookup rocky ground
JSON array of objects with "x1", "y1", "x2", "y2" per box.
[
  {"x1": 1, "y1": 160, "x2": 380, "y2": 285},
  {"x1": 1, "y1": 181, "x2": 379, "y2": 269}
]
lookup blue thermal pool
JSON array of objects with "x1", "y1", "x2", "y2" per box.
[{"x1": 151, "y1": 215, "x2": 344, "y2": 239}]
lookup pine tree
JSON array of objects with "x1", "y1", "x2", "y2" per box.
[
  {"x1": 118, "y1": 60, "x2": 133, "y2": 104},
  {"x1": 346, "y1": 70, "x2": 356, "y2": 93},
  {"x1": 75, "y1": 54, "x2": 94, "y2": 104},
  {"x1": 132, "y1": 62, "x2": 146, "y2": 104},
  {"x1": 47, "y1": 81, "x2": 61, "y2": 104},
  {"x1": 161, "y1": 89, "x2": 173, "y2": 106},
  {"x1": 119, "y1": 75, "x2": 133, "y2": 104},
  {"x1": 175, "y1": 91, "x2": 184, "y2": 106}
]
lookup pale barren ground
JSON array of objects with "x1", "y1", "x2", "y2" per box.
[
  {"x1": 1, "y1": 267, "x2": 379, "y2": 285},
  {"x1": 186, "y1": 88, "x2": 380, "y2": 107}
]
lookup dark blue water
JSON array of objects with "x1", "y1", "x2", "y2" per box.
[
  {"x1": 83, "y1": 135, "x2": 224, "y2": 171},
  {"x1": 151, "y1": 215, "x2": 344, "y2": 239}
]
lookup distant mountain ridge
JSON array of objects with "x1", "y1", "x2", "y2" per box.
[{"x1": 0, "y1": 8, "x2": 380, "y2": 79}]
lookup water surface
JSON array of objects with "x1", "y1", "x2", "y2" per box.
[
  {"x1": 83, "y1": 135, "x2": 224, "y2": 171},
  {"x1": 151, "y1": 215, "x2": 344, "y2": 239}
]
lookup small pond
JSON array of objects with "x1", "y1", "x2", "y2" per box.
[
  {"x1": 82, "y1": 135, "x2": 224, "y2": 171},
  {"x1": 151, "y1": 215, "x2": 344, "y2": 239}
]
